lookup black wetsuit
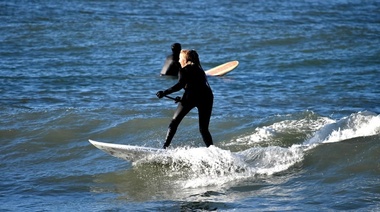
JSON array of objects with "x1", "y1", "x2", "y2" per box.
[
  {"x1": 160, "y1": 55, "x2": 181, "y2": 76},
  {"x1": 162, "y1": 63, "x2": 214, "y2": 148}
]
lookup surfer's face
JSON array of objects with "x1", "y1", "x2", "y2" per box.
[{"x1": 179, "y1": 53, "x2": 186, "y2": 68}]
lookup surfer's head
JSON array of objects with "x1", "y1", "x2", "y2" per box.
[
  {"x1": 171, "y1": 43, "x2": 181, "y2": 53},
  {"x1": 179, "y1": 49, "x2": 201, "y2": 68}
]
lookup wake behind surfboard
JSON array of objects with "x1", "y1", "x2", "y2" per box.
[{"x1": 89, "y1": 139, "x2": 163, "y2": 162}]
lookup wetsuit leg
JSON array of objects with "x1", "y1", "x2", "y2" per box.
[
  {"x1": 197, "y1": 98, "x2": 213, "y2": 147},
  {"x1": 164, "y1": 102, "x2": 194, "y2": 148}
]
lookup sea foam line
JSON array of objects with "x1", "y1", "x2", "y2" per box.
[{"x1": 304, "y1": 111, "x2": 380, "y2": 146}]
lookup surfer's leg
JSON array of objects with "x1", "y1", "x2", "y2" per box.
[
  {"x1": 164, "y1": 103, "x2": 193, "y2": 148},
  {"x1": 198, "y1": 99, "x2": 213, "y2": 147}
]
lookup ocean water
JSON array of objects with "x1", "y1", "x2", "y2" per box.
[{"x1": 1, "y1": 0, "x2": 380, "y2": 211}]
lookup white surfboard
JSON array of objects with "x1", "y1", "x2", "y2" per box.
[
  {"x1": 89, "y1": 140, "x2": 250, "y2": 173},
  {"x1": 205, "y1": 60, "x2": 239, "y2": 76},
  {"x1": 89, "y1": 139, "x2": 163, "y2": 162}
]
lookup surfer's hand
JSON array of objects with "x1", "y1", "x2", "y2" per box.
[
  {"x1": 174, "y1": 96, "x2": 181, "y2": 103},
  {"x1": 156, "y1": 91, "x2": 165, "y2": 98}
]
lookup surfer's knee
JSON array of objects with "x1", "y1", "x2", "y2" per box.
[{"x1": 199, "y1": 127, "x2": 210, "y2": 135}]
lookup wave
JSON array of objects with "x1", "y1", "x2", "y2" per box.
[
  {"x1": 303, "y1": 111, "x2": 380, "y2": 146},
  {"x1": 132, "y1": 144, "x2": 304, "y2": 188},
  {"x1": 131, "y1": 111, "x2": 380, "y2": 188},
  {"x1": 225, "y1": 111, "x2": 335, "y2": 146}
]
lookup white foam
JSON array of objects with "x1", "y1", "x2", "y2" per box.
[
  {"x1": 133, "y1": 112, "x2": 379, "y2": 188},
  {"x1": 135, "y1": 144, "x2": 304, "y2": 188},
  {"x1": 237, "y1": 145, "x2": 304, "y2": 175},
  {"x1": 231, "y1": 115, "x2": 333, "y2": 145},
  {"x1": 304, "y1": 111, "x2": 380, "y2": 145}
]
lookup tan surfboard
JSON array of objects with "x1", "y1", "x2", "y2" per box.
[{"x1": 205, "y1": 60, "x2": 239, "y2": 76}]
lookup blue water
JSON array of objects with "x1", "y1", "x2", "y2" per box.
[{"x1": 1, "y1": 0, "x2": 380, "y2": 211}]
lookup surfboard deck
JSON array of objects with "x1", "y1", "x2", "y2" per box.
[
  {"x1": 89, "y1": 139, "x2": 162, "y2": 162},
  {"x1": 205, "y1": 60, "x2": 239, "y2": 76}
]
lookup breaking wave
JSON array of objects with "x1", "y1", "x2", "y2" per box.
[{"x1": 132, "y1": 111, "x2": 380, "y2": 188}]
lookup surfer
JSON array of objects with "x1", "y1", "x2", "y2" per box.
[
  {"x1": 160, "y1": 43, "x2": 182, "y2": 77},
  {"x1": 156, "y1": 49, "x2": 214, "y2": 149}
]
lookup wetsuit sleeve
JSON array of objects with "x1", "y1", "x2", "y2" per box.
[{"x1": 164, "y1": 69, "x2": 186, "y2": 95}]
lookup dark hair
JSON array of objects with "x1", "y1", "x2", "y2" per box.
[
  {"x1": 189, "y1": 50, "x2": 201, "y2": 67},
  {"x1": 171, "y1": 43, "x2": 181, "y2": 52}
]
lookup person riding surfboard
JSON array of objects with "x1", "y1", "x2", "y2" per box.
[{"x1": 157, "y1": 49, "x2": 214, "y2": 149}]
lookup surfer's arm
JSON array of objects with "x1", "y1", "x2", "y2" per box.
[
  {"x1": 163, "y1": 70, "x2": 186, "y2": 95},
  {"x1": 156, "y1": 69, "x2": 186, "y2": 98}
]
